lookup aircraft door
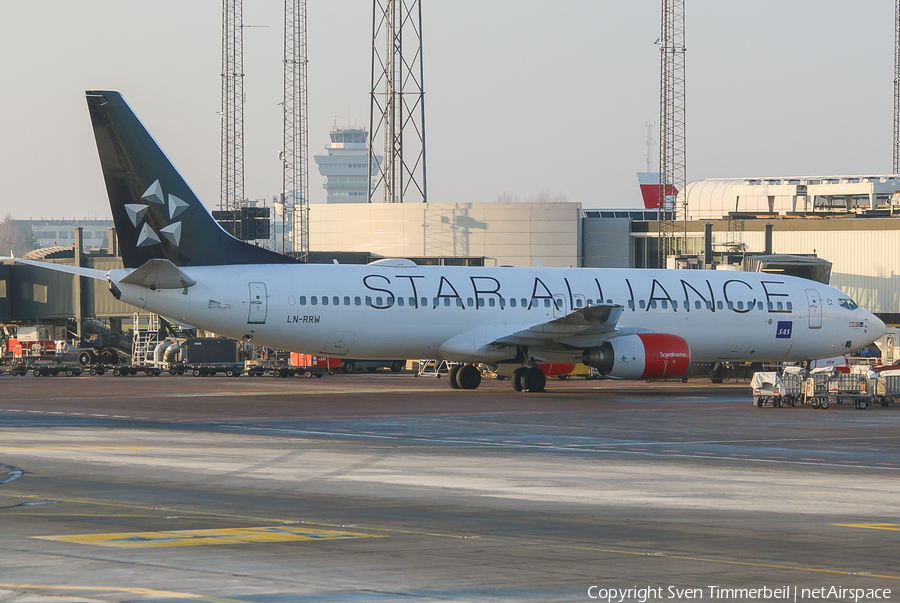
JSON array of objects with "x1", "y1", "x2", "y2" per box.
[
  {"x1": 805, "y1": 288, "x2": 821, "y2": 329},
  {"x1": 248, "y1": 282, "x2": 268, "y2": 324}
]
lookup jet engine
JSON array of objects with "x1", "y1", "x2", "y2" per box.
[{"x1": 582, "y1": 333, "x2": 690, "y2": 380}]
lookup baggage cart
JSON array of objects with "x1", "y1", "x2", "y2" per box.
[{"x1": 750, "y1": 372, "x2": 785, "y2": 408}]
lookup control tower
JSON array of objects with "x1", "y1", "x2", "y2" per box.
[{"x1": 314, "y1": 128, "x2": 381, "y2": 203}]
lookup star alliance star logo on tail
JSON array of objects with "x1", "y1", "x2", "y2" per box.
[{"x1": 123, "y1": 180, "x2": 187, "y2": 248}]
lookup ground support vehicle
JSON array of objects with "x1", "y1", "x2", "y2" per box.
[
  {"x1": 289, "y1": 353, "x2": 340, "y2": 378},
  {"x1": 342, "y1": 359, "x2": 406, "y2": 374},
  {"x1": 167, "y1": 362, "x2": 244, "y2": 377},
  {"x1": 876, "y1": 372, "x2": 900, "y2": 406},
  {"x1": 416, "y1": 359, "x2": 454, "y2": 378},
  {"x1": 827, "y1": 373, "x2": 875, "y2": 409},
  {"x1": 8, "y1": 357, "x2": 84, "y2": 377},
  {"x1": 801, "y1": 373, "x2": 834, "y2": 409},
  {"x1": 750, "y1": 372, "x2": 785, "y2": 407}
]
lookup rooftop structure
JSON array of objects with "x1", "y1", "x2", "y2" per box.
[{"x1": 682, "y1": 175, "x2": 900, "y2": 220}]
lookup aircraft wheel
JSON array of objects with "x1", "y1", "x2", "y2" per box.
[
  {"x1": 524, "y1": 367, "x2": 546, "y2": 393},
  {"x1": 455, "y1": 365, "x2": 482, "y2": 390},
  {"x1": 448, "y1": 365, "x2": 462, "y2": 389},
  {"x1": 512, "y1": 367, "x2": 528, "y2": 392},
  {"x1": 390, "y1": 361, "x2": 404, "y2": 373},
  {"x1": 77, "y1": 350, "x2": 94, "y2": 367},
  {"x1": 342, "y1": 361, "x2": 355, "y2": 374}
]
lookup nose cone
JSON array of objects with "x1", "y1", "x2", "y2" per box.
[{"x1": 869, "y1": 313, "x2": 887, "y2": 343}]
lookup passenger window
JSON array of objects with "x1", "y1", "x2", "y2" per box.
[
  {"x1": 717, "y1": 301, "x2": 723, "y2": 310},
  {"x1": 521, "y1": 298, "x2": 527, "y2": 307},
  {"x1": 288, "y1": 295, "x2": 296, "y2": 306},
  {"x1": 727, "y1": 301, "x2": 734, "y2": 310},
  {"x1": 627, "y1": 300, "x2": 634, "y2": 309},
  {"x1": 322, "y1": 296, "x2": 329, "y2": 306},
  {"x1": 706, "y1": 301, "x2": 712, "y2": 309},
  {"x1": 489, "y1": 298, "x2": 496, "y2": 307},
  {"x1": 355, "y1": 296, "x2": 361, "y2": 306},
  {"x1": 544, "y1": 299, "x2": 551, "y2": 308},
  {"x1": 639, "y1": 300, "x2": 646, "y2": 309},
  {"x1": 500, "y1": 298, "x2": 505, "y2": 308},
  {"x1": 694, "y1": 301, "x2": 701, "y2": 310},
  {"x1": 299, "y1": 296, "x2": 307, "y2": 305},
  {"x1": 344, "y1": 296, "x2": 350, "y2": 306},
  {"x1": 365, "y1": 296, "x2": 372, "y2": 306},
  {"x1": 575, "y1": 299, "x2": 583, "y2": 308},
  {"x1": 479, "y1": 298, "x2": 486, "y2": 308},
  {"x1": 737, "y1": 301, "x2": 743, "y2": 310},
  {"x1": 456, "y1": 298, "x2": 464, "y2": 307},
  {"x1": 398, "y1": 297, "x2": 405, "y2": 307},
  {"x1": 421, "y1": 297, "x2": 427, "y2": 307},
  {"x1": 768, "y1": 302, "x2": 773, "y2": 310},
  {"x1": 776, "y1": 302, "x2": 783, "y2": 310},
  {"x1": 376, "y1": 296, "x2": 383, "y2": 306},
  {"x1": 433, "y1": 297, "x2": 439, "y2": 307},
  {"x1": 757, "y1": 302, "x2": 763, "y2": 310},
  {"x1": 650, "y1": 300, "x2": 657, "y2": 309},
  {"x1": 661, "y1": 300, "x2": 668, "y2": 309},
  {"x1": 409, "y1": 297, "x2": 415, "y2": 307},
  {"x1": 311, "y1": 296, "x2": 318, "y2": 306},
  {"x1": 444, "y1": 298, "x2": 451, "y2": 307},
  {"x1": 510, "y1": 298, "x2": 517, "y2": 308},
  {"x1": 787, "y1": 302, "x2": 793, "y2": 310},
  {"x1": 333, "y1": 296, "x2": 339, "y2": 306},
  {"x1": 467, "y1": 298, "x2": 474, "y2": 307}
]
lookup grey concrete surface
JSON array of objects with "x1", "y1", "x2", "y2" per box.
[{"x1": 0, "y1": 373, "x2": 898, "y2": 602}]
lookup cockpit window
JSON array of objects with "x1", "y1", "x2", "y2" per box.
[{"x1": 838, "y1": 298, "x2": 859, "y2": 311}]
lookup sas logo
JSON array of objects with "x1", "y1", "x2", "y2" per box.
[{"x1": 775, "y1": 321, "x2": 793, "y2": 339}]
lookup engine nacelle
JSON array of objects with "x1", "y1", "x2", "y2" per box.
[{"x1": 582, "y1": 333, "x2": 690, "y2": 379}]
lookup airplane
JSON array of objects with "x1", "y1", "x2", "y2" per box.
[{"x1": 5, "y1": 91, "x2": 887, "y2": 392}]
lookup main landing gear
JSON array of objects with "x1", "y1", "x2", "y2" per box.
[
  {"x1": 448, "y1": 364, "x2": 482, "y2": 390},
  {"x1": 446, "y1": 364, "x2": 546, "y2": 393},
  {"x1": 512, "y1": 366, "x2": 546, "y2": 393}
]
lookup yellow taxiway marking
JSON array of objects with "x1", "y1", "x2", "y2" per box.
[
  {"x1": 33, "y1": 525, "x2": 386, "y2": 548},
  {"x1": 833, "y1": 523, "x2": 900, "y2": 532},
  {"x1": 0, "y1": 583, "x2": 252, "y2": 603}
]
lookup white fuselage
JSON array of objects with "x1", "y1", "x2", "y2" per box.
[{"x1": 108, "y1": 264, "x2": 885, "y2": 364}]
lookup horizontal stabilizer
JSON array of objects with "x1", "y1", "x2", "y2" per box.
[
  {"x1": 119, "y1": 259, "x2": 196, "y2": 290},
  {"x1": 1, "y1": 257, "x2": 107, "y2": 280}
]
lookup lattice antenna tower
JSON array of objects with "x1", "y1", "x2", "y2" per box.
[
  {"x1": 220, "y1": 0, "x2": 244, "y2": 212},
  {"x1": 282, "y1": 0, "x2": 309, "y2": 259},
  {"x1": 658, "y1": 0, "x2": 687, "y2": 267},
  {"x1": 894, "y1": 0, "x2": 900, "y2": 173},
  {"x1": 368, "y1": 0, "x2": 427, "y2": 203}
]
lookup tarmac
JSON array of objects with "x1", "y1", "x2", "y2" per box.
[{"x1": 0, "y1": 371, "x2": 898, "y2": 602}]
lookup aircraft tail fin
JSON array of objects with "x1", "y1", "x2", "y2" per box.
[
  {"x1": 637, "y1": 172, "x2": 678, "y2": 210},
  {"x1": 86, "y1": 91, "x2": 296, "y2": 269}
]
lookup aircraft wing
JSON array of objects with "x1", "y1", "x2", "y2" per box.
[
  {"x1": 494, "y1": 304, "x2": 625, "y2": 345},
  {"x1": 439, "y1": 304, "x2": 633, "y2": 361}
]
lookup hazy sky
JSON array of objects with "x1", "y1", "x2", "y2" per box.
[{"x1": 0, "y1": 1, "x2": 894, "y2": 220}]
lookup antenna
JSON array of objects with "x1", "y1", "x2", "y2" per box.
[
  {"x1": 368, "y1": 0, "x2": 427, "y2": 203},
  {"x1": 282, "y1": 0, "x2": 309, "y2": 261}
]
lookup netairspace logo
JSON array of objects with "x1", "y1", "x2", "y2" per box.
[{"x1": 586, "y1": 584, "x2": 892, "y2": 602}]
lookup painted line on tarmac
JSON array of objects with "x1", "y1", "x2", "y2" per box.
[
  {"x1": 534, "y1": 542, "x2": 900, "y2": 581},
  {"x1": 218, "y1": 425, "x2": 900, "y2": 470},
  {"x1": 33, "y1": 525, "x2": 386, "y2": 548},
  {"x1": 833, "y1": 523, "x2": 900, "y2": 532},
  {"x1": 0, "y1": 464, "x2": 24, "y2": 485},
  {"x1": 0, "y1": 583, "x2": 252, "y2": 603}
]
